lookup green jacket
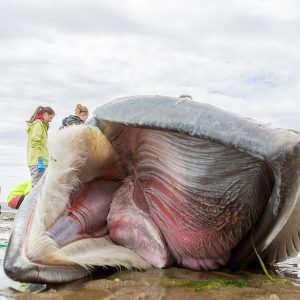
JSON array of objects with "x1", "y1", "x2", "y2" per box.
[
  {"x1": 27, "y1": 119, "x2": 49, "y2": 166},
  {"x1": 7, "y1": 180, "x2": 32, "y2": 203}
]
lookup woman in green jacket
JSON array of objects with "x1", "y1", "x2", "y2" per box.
[{"x1": 27, "y1": 106, "x2": 55, "y2": 187}]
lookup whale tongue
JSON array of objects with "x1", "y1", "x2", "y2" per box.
[
  {"x1": 47, "y1": 179, "x2": 119, "y2": 247},
  {"x1": 108, "y1": 178, "x2": 173, "y2": 268}
]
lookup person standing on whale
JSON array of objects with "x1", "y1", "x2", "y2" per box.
[{"x1": 27, "y1": 106, "x2": 55, "y2": 187}]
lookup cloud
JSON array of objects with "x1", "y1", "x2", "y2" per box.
[
  {"x1": 1, "y1": 0, "x2": 300, "y2": 201},
  {"x1": 0, "y1": 0, "x2": 150, "y2": 40}
]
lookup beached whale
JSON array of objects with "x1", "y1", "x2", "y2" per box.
[{"x1": 4, "y1": 95, "x2": 300, "y2": 283}]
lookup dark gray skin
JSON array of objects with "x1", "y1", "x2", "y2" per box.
[{"x1": 4, "y1": 95, "x2": 300, "y2": 283}]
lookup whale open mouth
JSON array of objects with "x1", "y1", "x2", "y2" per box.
[{"x1": 4, "y1": 96, "x2": 300, "y2": 283}]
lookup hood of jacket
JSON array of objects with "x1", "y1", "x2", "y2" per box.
[{"x1": 27, "y1": 119, "x2": 48, "y2": 133}]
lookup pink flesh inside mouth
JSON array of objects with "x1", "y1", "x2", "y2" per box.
[{"x1": 47, "y1": 128, "x2": 273, "y2": 271}]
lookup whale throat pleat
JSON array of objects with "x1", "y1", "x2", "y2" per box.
[{"x1": 108, "y1": 127, "x2": 274, "y2": 270}]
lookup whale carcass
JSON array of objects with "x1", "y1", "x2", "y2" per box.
[{"x1": 4, "y1": 95, "x2": 300, "y2": 283}]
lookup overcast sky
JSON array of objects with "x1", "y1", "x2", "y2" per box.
[{"x1": 1, "y1": 0, "x2": 300, "y2": 202}]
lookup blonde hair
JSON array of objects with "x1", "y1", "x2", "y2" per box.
[
  {"x1": 75, "y1": 104, "x2": 88, "y2": 115},
  {"x1": 28, "y1": 106, "x2": 55, "y2": 123}
]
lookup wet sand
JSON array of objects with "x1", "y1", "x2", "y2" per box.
[
  {"x1": 9, "y1": 268, "x2": 300, "y2": 300},
  {"x1": 1, "y1": 212, "x2": 300, "y2": 299}
]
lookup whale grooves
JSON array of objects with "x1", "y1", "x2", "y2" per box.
[{"x1": 4, "y1": 95, "x2": 300, "y2": 283}]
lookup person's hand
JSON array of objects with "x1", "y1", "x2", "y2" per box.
[{"x1": 37, "y1": 157, "x2": 45, "y2": 173}]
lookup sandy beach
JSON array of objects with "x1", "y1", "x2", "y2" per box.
[{"x1": 1, "y1": 209, "x2": 300, "y2": 299}]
